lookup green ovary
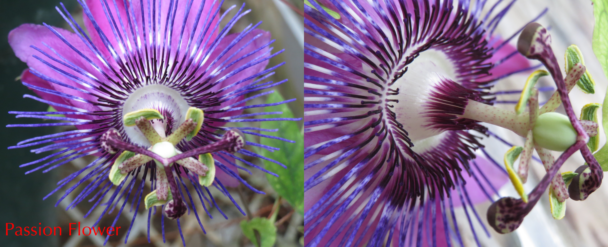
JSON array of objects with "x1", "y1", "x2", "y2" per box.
[{"x1": 533, "y1": 112, "x2": 577, "y2": 151}]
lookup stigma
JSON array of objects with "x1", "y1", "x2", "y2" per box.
[{"x1": 101, "y1": 106, "x2": 244, "y2": 219}]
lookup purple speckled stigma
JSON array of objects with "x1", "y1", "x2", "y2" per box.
[
  {"x1": 304, "y1": 0, "x2": 547, "y2": 246},
  {"x1": 7, "y1": 0, "x2": 299, "y2": 245}
]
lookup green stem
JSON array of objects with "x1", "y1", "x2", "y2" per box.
[
  {"x1": 461, "y1": 100, "x2": 530, "y2": 136},
  {"x1": 237, "y1": 185, "x2": 262, "y2": 247},
  {"x1": 269, "y1": 197, "x2": 281, "y2": 223}
]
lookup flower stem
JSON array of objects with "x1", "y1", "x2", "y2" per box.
[
  {"x1": 163, "y1": 166, "x2": 187, "y2": 219},
  {"x1": 164, "y1": 166, "x2": 183, "y2": 203},
  {"x1": 461, "y1": 100, "x2": 530, "y2": 136},
  {"x1": 525, "y1": 139, "x2": 586, "y2": 212}
]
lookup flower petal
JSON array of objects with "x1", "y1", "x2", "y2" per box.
[
  {"x1": 450, "y1": 155, "x2": 509, "y2": 207},
  {"x1": 83, "y1": 0, "x2": 128, "y2": 59},
  {"x1": 215, "y1": 156, "x2": 240, "y2": 188},
  {"x1": 83, "y1": 0, "x2": 220, "y2": 61},
  {"x1": 203, "y1": 29, "x2": 274, "y2": 123},
  {"x1": 9, "y1": 24, "x2": 105, "y2": 92},
  {"x1": 208, "y1": 29, "x2": 272, "y2": 92},
  {"x1": 488, "y1": 38, "x2": 532, "y2": 79}
]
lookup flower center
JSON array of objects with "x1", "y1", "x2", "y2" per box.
[
  {"x1": 390, "y1": 61, "x2": 451, "y2": 141},
  {"x1": 122, "y1": 84, "x2": 190, "y2": 147},
  {"x1": 388, "y1": 49, "x2": 458, "y2": 142},
  {"x1": 408, "y1": 49, "x2": 457, "y2": 80},
  {"x1": 101, "y1": 106, "x2": 245, "y2": 220},
  {"x1": 151, "y1": 141, "x2": 179, "y2": 159}
]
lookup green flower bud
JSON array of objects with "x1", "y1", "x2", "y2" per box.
[{"x1": 533, "y1": 112, "x2": 577, "y2": 151}]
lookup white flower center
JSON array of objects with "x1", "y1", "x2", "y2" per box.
[
  {"x1": 151, "y1": 141, "x2": 178, "y2": 159},
  {"x1": 122, "y1": 84, "x2": 190, "y2": 147},
  {"x1": 389, "y1": 49, "x2": 457, "y2": 151}
]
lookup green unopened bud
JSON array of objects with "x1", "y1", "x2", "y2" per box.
[{"x1": 533, "y1": 112, "x2": 577, "y2": 151}]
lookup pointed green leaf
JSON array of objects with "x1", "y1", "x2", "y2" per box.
[
  {"x1": 123, "y1": 108, "x2": 164, "y2": 126},
  {"x1": 109, "y1": 151, "x2": 136, "y2": 185},
  {"x1": 565, "y1": 45, "x2": 595, "y2": 94},
  {"x1": 240, "y1": 217, "x2": 277, "y2": 247},
  {"x1": 305, "y1": 0, "x2": 340, "y2": 19},
  {"x1": 144, "y1": 190, "x2": 173, "y2": 209},
  {"x1": 260, "y1": 93, "x2": 304, "y2": 215},
  {"x1": 185, "y1": 107, "x2": 204, "y2": 141},
  {"x1": 198, "y1": 153, "x2": 215, "y2": 187}
]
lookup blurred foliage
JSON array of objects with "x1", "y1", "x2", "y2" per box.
[
  {"x1": 591, "y1": 0, "x2": 608, "y2": 170},
  {"x1": 304, "y1": 0, "x2": 340, "y2": 19},
  {"x1": 261, "y1": 92, "x2": 304, "y2": 215},
  {"x1": 240, "y1": 217, "x2": 277, "y2": 247}
]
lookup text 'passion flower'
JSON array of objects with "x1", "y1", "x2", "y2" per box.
[
  {"x1": 300, "y1": 0, "x2": 590, "y2": 246},
  {"x1": 8, "y1": 0, "x2": 298, "y2": 245}
]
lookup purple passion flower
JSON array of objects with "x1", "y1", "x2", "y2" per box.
[
  {"x1": 8, "y1": 0, "x2": 298, "y2": 244},
  {"x1": 304, "y1": 1, "x2": 553, "y2": 246}
]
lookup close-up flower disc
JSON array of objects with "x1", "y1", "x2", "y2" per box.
[{"x1": 303, "y1": 0, "x2": 562, "y2": 246}]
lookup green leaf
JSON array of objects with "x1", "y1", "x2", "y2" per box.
[
  {"x1": 592, "y1": 0, "x2": 608, "y2": 77},
  {"x1": 305, "y1": 0, "x2": 340, "y2": 19},
  {"x1": 240, "y1": 217, "x2": 277, "y2": 247},
  {"x1": 591, "y1": 0, "x2": 608, "y2": 170},
  {"x1": 260, "y1": 93, "x2": 304, "y2": 215},
  {"x1": 46, "y1": 106, "x2": 65, "y2": 118}
]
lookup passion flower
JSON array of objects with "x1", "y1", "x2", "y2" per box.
[
  {"x1": 304, "y1": 0, "x2": 551, "y2": 246},
  {"x1": 7, "y1": 0, "x2": 298, "y2": 245}
]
